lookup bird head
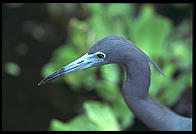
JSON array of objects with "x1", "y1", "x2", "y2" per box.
[{"x1": 38, "y1": 35, "x2": 151, "y2": 86}]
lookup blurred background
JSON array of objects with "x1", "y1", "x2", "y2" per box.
[{"x1": 2, "y1": 3, "x2": 192, "y2": 131}]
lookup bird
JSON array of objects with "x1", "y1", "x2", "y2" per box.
[{"x1": 38, "y1": 35, "x2": 192, "y2": 131}]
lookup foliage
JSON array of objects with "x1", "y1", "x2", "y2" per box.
[{"x1": 39, "y1": 3, "x2": 192, "y2": 130}]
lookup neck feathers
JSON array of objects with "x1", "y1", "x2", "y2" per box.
[
  {"x1": 121, "y1": 57, "x2": 192, "y2": 131},
  {"x1": 123, "y1": 58, "x2": 151, "y2": 99}
]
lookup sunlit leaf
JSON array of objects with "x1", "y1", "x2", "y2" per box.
[
  {"x1": 84, "y1": 101, "x2": 120, "y2": 131},
  {"x1": 130, "y1": 4, "x2": 172, "y2": 57},
  {"x1": 111, "y1": 97, "x2": 134, "y2": 129},
  {"x1": 159, "y1": 74, "x2": 188, "y2": 106},
  {"x1": 101, "y1": 64, "x2": 120, "y2": 85},
  {"x1": 107, "y1": 4, "x2": 132, "y2": 17},
  {"x1": 95, "y1": 81, "x2": 120, "y2": 101},
  {"x1": 53, "y1": 45, "x2": 79, "y2": 65},
  {"x1": 65, "y1": 69, "x2": 96, "y2": 90},
  {"x1": 50, "y1": 115, "x2": 99, "y2": 131}
]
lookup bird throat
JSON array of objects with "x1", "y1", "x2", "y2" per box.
[{"x1": 122, "y1": 59, "x2": 151, "y2": 100}]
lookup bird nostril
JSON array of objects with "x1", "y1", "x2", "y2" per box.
[{"x1": 77, "y1": 60, "x2": 84, "y2": 64}]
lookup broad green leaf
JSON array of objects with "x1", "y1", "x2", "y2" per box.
[
  {"x1": 65, "y1": 68, "x2": 96, "y2": 90},
  {"x1": 112, "y1": 97, "x2": 134, "y2": 129},
  {"x1": 69, "y1": 18, "x2": 89, "y2": 53},
  {"x1": 87, "y1": 3, "x2": 103, "y2": 14},
  {"x1": 130, "y1": 4, "x2": 172, "y2": 57},
  {"x1": 50, "y1": 115, "x2": 99, "y2": 131},
  {"x1": 101, "y1": 64, "x2": 120, "y2": 85},
  {"x1": 84, "y1": 101, "x2": 120, "y2": 131},
  {"x1": 95, "y1": 81, "x2": 120, "y2": 101},
  {"x1": 87, "y1": 4, "x2": 110, "y2": 40},
  {"x1": 107, "y1": 4, "x2": 132, "y2": 17},
  {"x1": 53, "y1": 45, "x2": 79, "y2": 65}
]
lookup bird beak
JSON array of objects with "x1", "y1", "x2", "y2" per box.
[{"x1": 38, "y1": 53, "x2": 102, "y2": 86}]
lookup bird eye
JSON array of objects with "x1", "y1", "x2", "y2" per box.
[{"x1": 97, "y1": 53, "x2": 105, "y2": 59}]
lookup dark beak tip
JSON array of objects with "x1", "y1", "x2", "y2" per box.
[
  {"x1": 37, "y1": 80, "x2": 45, "y2": 86},
  {"x1": 37, "y1": 82, "x2": 42, "y2": 86}
]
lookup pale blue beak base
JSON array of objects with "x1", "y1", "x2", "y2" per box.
[{"x1": 38, "y1": 52, "x2": 105, "y2": 86}]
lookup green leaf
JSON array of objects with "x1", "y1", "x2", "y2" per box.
[
  {"x1": 111, "y1": 97, "x2": 134, "y2": 129},
  {"x1": 65, "y1": 68, "x2": 96, "y2": 90},
  {"x1": 84, "y1": 101, "x2": 120, "y2": 131},
  {"x1": 107, "y1": 4, "x2": 132, "y2": 17},
  {"x1": 130, "y1": 4, "x2": 172, "y2": 57},
  {"x1": 4, "y1": 62, "x2": 21, "y2": 76},
  {"x1": 53, "y1": 45, "x2": 79, "y2": 65},
  {"x1": 101, "y1": 64, "x2": 120, "y2": 85},
  {"x1": 69, "y1": 18, "x2": 89, "y2": 53},
  {"x1": 95, "y1": 81, "x2": 120, "y2": 101},
  {"x1": 87, "y1": 4, "x2": 110, "y2": 40},
  {"x1": 50, "y1": 115, "x2": 99, "y2": 131}
]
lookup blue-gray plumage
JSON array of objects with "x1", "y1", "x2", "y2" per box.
[{"x1": 38, "y1": 35, "x2": 192, "y2": 131}]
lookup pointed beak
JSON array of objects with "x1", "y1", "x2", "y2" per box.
[{"x1": 38, "y1": 53, "x2": 104, "y2": 86}]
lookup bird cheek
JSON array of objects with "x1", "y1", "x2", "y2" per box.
[
  {"x1": 100, "y1": 60, "x2": 109, "y2": 66},
  {"x1": 110, "y1": 58, "x2": 126, "y2": 64}
]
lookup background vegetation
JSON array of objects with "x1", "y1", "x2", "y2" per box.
[{"x1": 2, "y1": 3, "x2": 192, "y2": 131}]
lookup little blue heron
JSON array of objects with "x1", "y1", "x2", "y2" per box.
[{"x1": 38, "y1": 35, "x2": 192, "y2": 131}]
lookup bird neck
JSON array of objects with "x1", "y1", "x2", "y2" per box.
[
  {"x1": 122, "y1": 59, "x2": 192, "y2": 130},
  {"x1": 123, "y1": 58, "x2": 151, "y2": 99}
]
